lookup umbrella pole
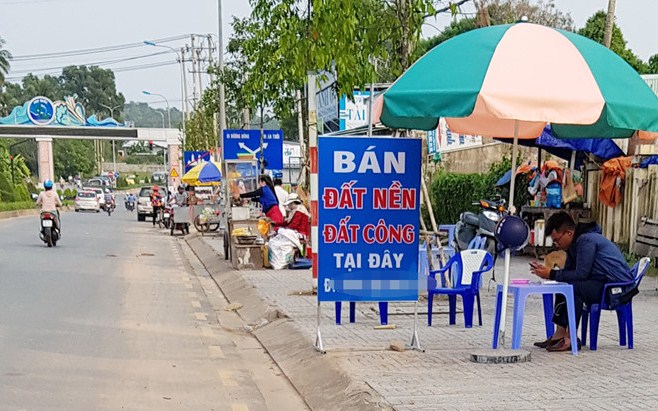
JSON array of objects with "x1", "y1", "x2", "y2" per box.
[
  {"x1": 570, "y1": 150, "x2": 577, "y2": 171},
  {"x1": 497, "y1": 120, "x2": 520, "y2": 348}
]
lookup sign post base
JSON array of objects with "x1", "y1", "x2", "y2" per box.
[
  {"x1": 406, "y1": 300, "x2": 425, "y2": 352},
  {"x1": 314, "y1": 301, "x2": 326, "y2": 354}
]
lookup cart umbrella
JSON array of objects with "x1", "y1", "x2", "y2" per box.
[
  {"x1": 181, "y1": 161, "x2": 222, "y2": 186},
  {"x1": 379, "y1": 22, "x2": 658, "y2": 349}
]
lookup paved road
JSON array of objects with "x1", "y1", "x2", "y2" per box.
[{"x1": 0, "y1": 207, "x2": 307, "y2": 410}]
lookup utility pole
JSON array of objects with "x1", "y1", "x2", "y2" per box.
[
  {"x1": 180, "y1": 47, "x2": 190, "y2": 121},
  {"x1": 603, "y1": 0, "x2": 617, "y2": 48},
  {"x1": 217, "y1": 0, "x2": 227, "y2": 165},
  {"x1": 195, "y1": 46, "x2": 204, "y2": 103},
  {"x1": 190, "y1": 36, "x2": 199, "y2": 106},
  {"x1": 207, "y1": 34, "x2": 220, "y2": 160}
]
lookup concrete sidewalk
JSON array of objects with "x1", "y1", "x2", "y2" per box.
[{"x1": 191, "y1": 234, "x2": 658, "y2": 410}]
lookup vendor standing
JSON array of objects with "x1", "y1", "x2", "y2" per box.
[{"x1": 233, "y1": 174, "x2": 284, "y2": 225}]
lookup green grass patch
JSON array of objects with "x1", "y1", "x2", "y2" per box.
[
  {"x1": 0, "y1": 201, "x2": 37, "y2": 212},
  {"x1": 0, "y1": 200, "x2": 73, "y2": 213}
]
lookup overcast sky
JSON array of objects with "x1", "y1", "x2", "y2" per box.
[{"x1": 0, "y1": 0, "x2": 655, "y2": 112}]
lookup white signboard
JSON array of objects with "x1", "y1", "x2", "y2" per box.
[
  {"x1": 339, "y1": 90, "x2": 370, "y2": 130},
  {"x1": 283, "y1": 142, "x2": 301, "y2": 166},
  {"x1": 438, "y1": 118, "x2": 482, "y2": 152},
  {"x1": 316, "y1": 71, "x2": 339, "y2": 134}
]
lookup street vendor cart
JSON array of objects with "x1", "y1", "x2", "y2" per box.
[{"x1": 169, "y1": 205, "x2": 191, "y2": 236}]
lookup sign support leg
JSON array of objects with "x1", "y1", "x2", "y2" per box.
[
  {"x1": 314, "y1": 301, "x2": 326, "y2": 353},
  {"x1": 407, "y1": 300, "x2": 424, "y2": 352}
]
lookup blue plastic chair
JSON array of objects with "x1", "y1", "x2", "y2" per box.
[
  {"x1": 427, "y1": 249, "x2": 494, "y2": 328},
  {"x1": 335, "y1": 302, "x2": 388, "y2": 325},
  {"x1": 438, "y1": 224, "x2": 456, "y2": 259},
  {"x1": 581, "y1": 257, "x2": 651, "y2": 351}
]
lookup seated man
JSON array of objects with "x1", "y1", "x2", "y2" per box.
[{"x1": 530, "y1": 211, "x2": 633, "y2": 352}]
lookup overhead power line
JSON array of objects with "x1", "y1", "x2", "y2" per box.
[
  {"x1": 8, "y1": 50, "x2": 172, "y2": 74},
  {"x1": 10, "y1": 34, "x2": 189, "y2": 61},
  {"x1": 5, "y1": 60, "x2": 179, "y2": 82}
]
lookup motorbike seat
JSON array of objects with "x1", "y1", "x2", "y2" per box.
[{"x1": 463, "y1": 212, "x2": 480, "y2": 227}]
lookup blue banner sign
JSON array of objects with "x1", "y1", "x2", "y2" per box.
[
  {"x1": 222, "y1": 129, "x2": 283, "y2": 170},
  {"x1": 318, "y1": 136, "x2": 421, "y2": 302},
  {"x1": 183, "y1": 150, "x2": 212, "y2": 173}
]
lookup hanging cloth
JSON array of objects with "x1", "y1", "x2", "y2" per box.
[{"x1": 599, "y1": 157, "x2": 632, "y2": 208}]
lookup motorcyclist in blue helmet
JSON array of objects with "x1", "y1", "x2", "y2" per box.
[{"x1": 36, "y1": 179, "x2": 62, "y2": 227}]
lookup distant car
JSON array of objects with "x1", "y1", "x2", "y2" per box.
[
  {"x1": 75, "y1": 190, "x2": 100, "y2": 212},
  {"x1": 86, "y1": 178, "x2": 104, "y2": 187},
  {"x1": 137, "y1": 186, "x2": 154, "y2": 222},
  {"x1": 151, "y1": 172, "x2": 166, "y2": 183},
  {"x1": 83, "y1": 187, "x2": 106, "y2": 210}
]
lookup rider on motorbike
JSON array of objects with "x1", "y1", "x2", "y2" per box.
[
  {"x1": 104, "y1": 188, "x2": 115, "y2": 210},
  {"x1": 36, "y1": 179, "x2": 62, "y2": 227},
  {"x1": 125, "y1": 192, "x2": 136, "y2": 207}
]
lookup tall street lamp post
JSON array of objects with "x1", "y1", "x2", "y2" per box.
[
  {"x1": 153, "y1": 110, "x2": 167, "y2": 175},
  {"x1": 99, "y1": 103, "x2": 122, "y2": 184},
  {"x1": 143, "y1": 40, "x2": 188, "y2": 149},
  {"x1": 142, "y1": 90, "x2": 171, "y2": 128}
]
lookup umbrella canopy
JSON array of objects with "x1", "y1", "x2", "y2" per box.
[
  {"x1": 181, "y1": 161, "x2": 222, "y2": 186},
  {"x1": 378, "y1": 21, "x2": 658, "y2": 350},
  {"x1": 496, "y1": 125, "x2": 626, "y2": 168},
  {"x1": 380, "y1": 22, "x2": 658, "y2": 139}
]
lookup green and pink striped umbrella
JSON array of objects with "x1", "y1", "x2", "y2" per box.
[
  {"x1": 380, "y1": 22, "x2": 658, "y2": 139},
  {"x1": 379, "y1": 22, "x2": 658, "y2": 349}
]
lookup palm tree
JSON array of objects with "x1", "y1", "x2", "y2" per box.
[{"x1": 0, "y1": 37, "x2": 12, "y2": 85}]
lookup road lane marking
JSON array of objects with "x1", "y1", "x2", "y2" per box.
[
  {"x1": 200, "y1": 326, "x2": 214, "y2": 338},
  {"x1": 186, "y1": 292, "x2": 197, "y2": 298},
  {"x1": 231, "y1": 405, "x2": 249, "y2": 411},
  {"x1": 185, "y1": 283, "x2": 193, "y2": 289},
  {"x1": 195, "y1": 312, "x2": 207, "y2": 321},
  {"x1": 191, "y1": 301, "x2": 202, "y2": 308},
  {"x1": 218, "y1": 370, "x2": 237, "y2": 387},
  {"x1": 208, "y1": 345, "x2": 225, "y2": 359}
]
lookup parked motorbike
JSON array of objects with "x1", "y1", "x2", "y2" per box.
[
  {"x1": 39, "y1": 211, "x2": 60, "y2": 247},
  {"x1": 162, "y1": 205, "x2": 172, "y2": 229},
  {"x1": 453, "y1": 197, "x2": 507, "y2": 258}
]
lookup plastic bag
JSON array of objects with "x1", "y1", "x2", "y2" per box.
[
  {"x1": 562, "y1": 169, "x2": 578, "y2": 204},
  {"x1": 257, "y1": 219, "x2": 270, "y2": 237},
  {"x1": 268, "y1": 234, "x2": 296, "y2": 269}
]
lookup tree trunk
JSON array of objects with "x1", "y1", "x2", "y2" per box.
[{"x1": 603, "y1": 0, "x2": 616, "y2": 48}]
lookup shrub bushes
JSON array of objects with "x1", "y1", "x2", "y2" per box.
[
  {"x1": 0, "y1": 201, "x2": 35, "y2": 212},
  {"x1": 125, "y1": 154, "x2": 162, "y2": 165},
  {"x1": 429, "y1": 157, "x2": 515, "y2": 225},
  {"x1": 13, "y1": 184, "x2": 31, "y2": 201}
]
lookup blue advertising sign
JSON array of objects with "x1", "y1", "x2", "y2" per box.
[
  {"x1": 183, "y1": 150, "x2": 212, "y2": 173},
  {"x1": 317, "y1": 136, "x2": 421, "y2": 302},
  {"x1": 222, "y1": 129, "x2": 283, "y2": 170}
]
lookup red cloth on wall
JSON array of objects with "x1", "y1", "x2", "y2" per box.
[{"x1": 599, "y1": 157, "x2": 632, "y2": 208}]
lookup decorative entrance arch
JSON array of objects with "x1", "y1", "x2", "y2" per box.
[{"x1": 0, "y1": 96, "x2": 182, "y2": 187}]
